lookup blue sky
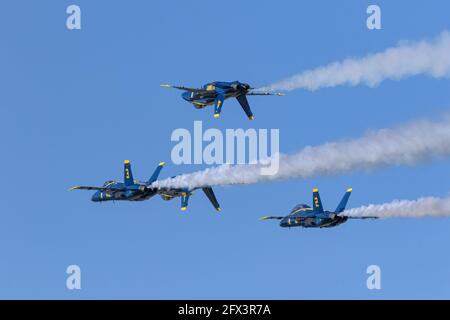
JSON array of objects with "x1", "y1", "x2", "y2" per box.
[{"x1": 1, "y1": 0, "x2": 450, "y2": 299}]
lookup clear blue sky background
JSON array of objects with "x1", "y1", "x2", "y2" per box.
[{"x1": 1, "y1": 0, "x2": 450, "y2": 299}]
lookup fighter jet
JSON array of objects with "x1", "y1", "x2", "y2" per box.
[
  {"x1": 259, "y1": 188, "x2": 378, "y2": 228},
  {"x1": 161, "y1": 81, "x2": 284, "y2": 120},
  {"x1": 69, "y1": 160, "x2": 221, "y2": 212}
]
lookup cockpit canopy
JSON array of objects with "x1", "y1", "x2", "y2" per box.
[
  {"x1": 290, "y1": 204, "x2": 310, "y2": 214},
  {"x1": 202, "y1": 83, "x2": 216, "y2": 91},
  {"x1": 103, "y1": 180, "x2": 116, "y2": 187}
]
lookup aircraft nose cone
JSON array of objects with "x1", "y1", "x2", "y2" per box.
[
  {"x1": 91, "y1": 192, "x2": 101, "y2": 202},
  {"x1": 182, "y1": 91, "x2": 193, "y2": 101}
]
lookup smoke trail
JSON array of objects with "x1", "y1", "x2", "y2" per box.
[
  {"x1": 152, "y1": 115, "x2": 450, "y2": 190},
  {"x1": 343, "y1": 195, "x2": 450, "y2": 219},
  {"x1": 258, "y1": 31, "x2": 450, "y2": 92}
]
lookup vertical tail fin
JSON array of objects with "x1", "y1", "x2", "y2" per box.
[
  {"x1": 123, "y1": 160, "x2": 134, "y2": 186},
  {"x1": 335, "y1": 188, "x2": 352, "y2": 213},
  {"x1": 202, "y1": 187, "x2": 221, "y2": 212},
  {"x1": 213, "y1": 93, "x2": 225, "y2": 118},
  {"x1": 148, "y1": 162, "x2": 165, "y2": 184},
  {"x1": 181, "y1": 192, "x2": 190, "y2": 211},
  {"x1": 236, "y1": 94, "x2": 254, "y2": 120},
  {"x1": 312, "y1": 188, "x2": 324, "y2": 213}
]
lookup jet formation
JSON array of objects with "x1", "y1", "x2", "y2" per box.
[{"x1": 71, "y1": 81, "x2": 381, "y2": 229}]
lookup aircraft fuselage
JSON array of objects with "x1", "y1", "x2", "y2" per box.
[
  {"x1": 91, "y1": 182, "x2": 190, "y2": 203},
  {"x1": 181, "y1": 81, "x2": 248, "y2": 108},
  {"x1": 91, "y1": 182, "x2": 157, "y2": 202},
  {"x1": 279, "y1": 210, "x2": 349, "y2": 228}
]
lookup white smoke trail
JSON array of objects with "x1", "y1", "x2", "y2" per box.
[
  {"x1": 343, "y1": 195, "x2": 450, "y2": 219},
  {"x1": 258, "y1": 31, "x2": 450, "y2": 92},
  {"x1": 152, "y1": 115, "x2": 450, "y2": 190}
]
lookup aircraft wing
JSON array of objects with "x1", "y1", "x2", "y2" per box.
[
  {"x1": 247, "y1": 91, "x2": 285, "y2": 96},
  {"x1": 345, "y1": 216, "x2": 379, "y2": 219},
  {"x1": 160, "y1": 84, "x2": 206, "y2": 93},
  {"x1": 69, "y1": 186, "x2": 128, "y2": 191},
  {"x1": 258, "y1": 216, "x2": 284, "y2": 220}
]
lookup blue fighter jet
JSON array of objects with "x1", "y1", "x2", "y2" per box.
[
  {"x1": 70, "y1": 160, "x2": 221, "y2": 212},
  {"x1": 161, "y1": 81, "x2": 284, "y2": 120},
  {"x1": 259, "y1": 188, "x2": 378, "y2": 228}
]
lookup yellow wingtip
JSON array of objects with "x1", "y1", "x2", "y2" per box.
[
  {"x1": 313, "y1": 188, "x2": 319, "y2": 193},
  {"x1": 216, "y1": 207, "x2": 222, "y2": 212},
  {"x1": 249, "y1": 115, "x2": 255, "y2": 120},
  {"x1": 124, "y1": 159, "x2": 130, "y2": 164},
  {"x1": 160, "y1": 84, "x2": 171, "y2": 88},
  {"x1": 181, "y1": 207, "x2": 187, "y2": 211},
  {"x1": 213, "y1": 113, "x2": 220, "y2": 118},
  {"x1": 258, "y1": 216, "x2": 270, "y2": 221},
  {"x1": 69, "y1": 186, "x2": 79, "y2": 191},
  {"x1": 347, "y1": 188, "x2": 353, "y2": 192},
  {"x1": 159, "y1": 161, "x2": 165, "y2": 166}
]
